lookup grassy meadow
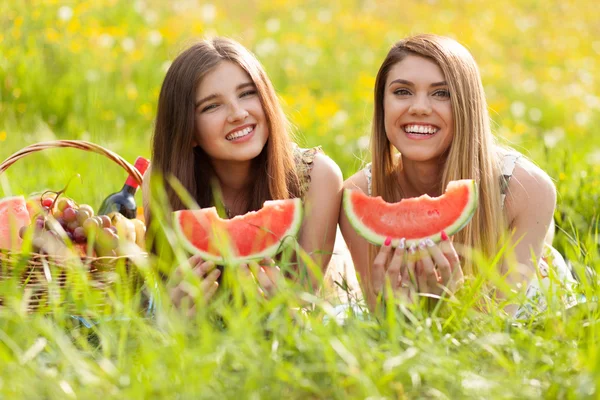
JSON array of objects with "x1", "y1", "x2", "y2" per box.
[{"x1": 1, "y1": 0, "x2": 600, "y2": 398}]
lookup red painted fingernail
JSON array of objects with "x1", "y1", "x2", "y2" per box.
[
  {"x1": 384, "y1": 237, "x2": 392, "y2": 246},
  {"x1": 441, "y1": 231, "x2": 449, "y2": 241}
]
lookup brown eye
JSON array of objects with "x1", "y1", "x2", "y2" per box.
[
  {"x1": 393, "y1": 88, "x2": 411, "y2": 96},
  {"x1": 201, "y1": 103, "x2": 218, "y2": 112}
]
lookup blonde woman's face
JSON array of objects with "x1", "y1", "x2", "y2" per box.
[
  {"x1": 383, "y1": 55, "x2": 454, "y2": 162},
  {"x1": 193, "y1": 61, "x2": 268, "y2": 163}
]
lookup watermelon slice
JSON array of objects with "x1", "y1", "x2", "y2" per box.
[
  {"x1": 174, "y1": 198, "x2": 303, "y2": 264},
  {"x1": 0, "y1": 196, "x2": 32, "y2": 251},
  {"x1": 344, "y1": 179, "x2": 478, "y2": 246}
]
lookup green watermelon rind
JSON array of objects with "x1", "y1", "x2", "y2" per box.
[
  {"x1": 343, "y1": 180, "x2": 478, "y2": 247},
  {"x1": 174, "y1": 198, "x2": 303, "y2": 265}
]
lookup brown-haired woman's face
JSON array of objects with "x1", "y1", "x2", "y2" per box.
[
  {"x1": 383, "y1": 55, "x2": 454, "y2": 162},
  {"x1": 193, "y1": 61, "x2": 268, "y2": 163}
]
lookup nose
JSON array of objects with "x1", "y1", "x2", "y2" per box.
[
  {"x1": 227, "y1": 101, "x2": 249, "y2": 123},
  {"x1": 408, "y1": 94, "x2": 432, "y2": 116}
]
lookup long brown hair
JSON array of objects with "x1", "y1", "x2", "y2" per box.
[
  {"x1": 151, "y1": 37, "x2": 301, "y2": 218},
  {"x1": 370, "y1": 34, "x2": 504, "y2": 277}
]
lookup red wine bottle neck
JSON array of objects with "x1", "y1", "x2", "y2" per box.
[{"x1": 123, "y1": 184, "x2": 138, "y2": 195}]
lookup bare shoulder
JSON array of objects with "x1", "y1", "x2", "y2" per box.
[
  {"x1": 308, "y1": 152, "x2": 343, "y2": 184},
  {"x1": 505, "y1": 157, "x2": 556, "y2": 222},
  {"x1": 342, "y1": 167, "x2": 369, "y2": 194}
]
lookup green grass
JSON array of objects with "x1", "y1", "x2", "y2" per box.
[{"x1": 1, "y1": 0, "x2": 600, "y2": 398}]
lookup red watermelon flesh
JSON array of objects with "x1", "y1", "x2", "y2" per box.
[
  {"x1": 174, "y1": 198, "x2": 303, "y2": 264},
  {"x1": 344, "y1": 179, "x2": 478, "y2": 246},
  {"x1": 0, "y1": 196, "x2": 32, "y2": 251}
]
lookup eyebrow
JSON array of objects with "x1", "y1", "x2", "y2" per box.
[
  {"x1": 195, "y1": 82, "x2": 256, "y2": 108},
  {"x1": 388, "y1": 79, "x2": 447, "y2": 88}
]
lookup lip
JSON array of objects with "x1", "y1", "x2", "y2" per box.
[{"x1": 226, "y1": 124, "x2": 256, "y2": 143}]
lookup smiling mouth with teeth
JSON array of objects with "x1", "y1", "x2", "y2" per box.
[
  {"x1": 226, "y1": 126, "x2": 254, "y2": 141},
  {"x1": 403, "y1": 124, "x2": 439, "y2": 135}
]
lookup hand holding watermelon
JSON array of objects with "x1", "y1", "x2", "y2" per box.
[
  {"x1": 239, "y1": 258, "x2": 284, "y2": 298},
  {"x1": 372, "y1": 232, "x2": 464, "y2": 304},
  {"x1": 169, "y1": 254, "x2": 221, "y2": 314}
]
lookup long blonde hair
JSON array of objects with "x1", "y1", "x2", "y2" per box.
[
  {"x1": 151, "y1": 37, "x2": 300, "y2": 217},
  {"x1": 370, "y1": 34, "x2": 504, "y2": 277}
]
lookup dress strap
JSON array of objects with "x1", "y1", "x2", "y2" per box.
[
  {"x1": 293, "y1": 145, "x2": 322, "y2": 198},
  {"x1": 364, "y1": 163, "x2": 373, "y2": 196},
  {"x1": 500, "y1": 152, "x2": 522, "y2": 208}
]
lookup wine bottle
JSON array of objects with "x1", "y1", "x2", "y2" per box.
[{"x1": 98, "y1": 156, "x2": 150, "y2": 219}]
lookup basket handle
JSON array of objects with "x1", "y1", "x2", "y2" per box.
[{"x1": 0, "y1": 140, "x2": 144, "y2": 185}]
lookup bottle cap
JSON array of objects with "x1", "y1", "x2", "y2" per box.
[{"x1": 126, "y1": 156, "x2": 151, "y2": 188}]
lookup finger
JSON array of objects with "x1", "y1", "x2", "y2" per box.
[
  {"x1": 261, "y1": 258, "x2": 276, "y2": 267},
  {"x1": 418, "y1": 240, "x2": 441, "y2": 293},
  {"x1": 186, "y1": 305, "x2": 196, "y2": 318},
  {"x1": 373, "y1": 237, "x2": 394, "y2": 273},
  {"x1": 239, "y1": 263, "x2": 252, "y2": 278},
  {"x1": 426, "y1": 239, "x2": 452, "y2": 284},
  {"x1": 169, "y1": 285, "x2": 185, "y2": 308},
  {"x1": 249, "y1": 261, "x2": 274, "y2": 294},
  {"x1": 193, "y1": 261, "x2": 216, "y2": 278},
  {"x1": 372, "y1": 259, "x2": 386, "y2": 295},
  {"x1": 203, "y1": 281, "x2": 219, "y2": 301},
  {"x1": 415, "y1": 260, "x2": 429, "y2": 294},
  {"x1": 406, "y1": 244, "x2": 418, "y2": 289},
  {"x1": 439, "y1": 232, "x2": 460, "y2": 271},
  {"x1": 386, "y1": 238, "x2": 406, "y2": 289},
  {"x1": 263, "y1": 265, "x2": 282, "y2": 287},
  {"x1": 189, "y1": 253, "x2": 205, "y2": 265},
  {"x1": 200, "y1": 268, "x2": 221, "y2": 290}
]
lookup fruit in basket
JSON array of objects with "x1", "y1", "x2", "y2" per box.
[
  {"x1": 15, "y1": 190, "x2": 148, "y2": 256},
  {"x1": 131, "y1": 218, "x2": 146, "y2": 248},
  {"x1": 109, "y1": 211, "x2": 137, "y2": 243},
  {"x1": 0, "y1": 196, "x2": 32, "y2": 251}
]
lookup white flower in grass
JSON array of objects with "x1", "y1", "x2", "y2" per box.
[
  {"x1": 587, "y1": 150, "x2": 600, "y2": 165},
  {"x1": 255, "y1": 38, "x2": 278, "y2": 57},
  {"x1": 510, "y1": 101, "x2": 526, "y2": 118},
  {"x1": 266, "y1": 18, "x2": 280, "y2": 33},
  {"x1": 528, "y1": 108, "x2": 542, "y2": 122},
  {"x1": 575, "y1": 112, "x2": 590, "y2": 126},
  {"x1": 292, "y1": 9, "x2": 306, "y2": 22},
  {"x1": 317, "y1": 9, "x2": 332, "y2": 23},
  {"x1": 161, "y1": 61, "x2": 172, "y2": 73},
  {"x1": 58, "y1": 6, "x2": 73, "y2": 21},
  {"x1": 543, "y1": 128, "x2": 564, "y2": 148},
  {"x1": 201, "y1": 4, "x2": 216, "y2": 23},
  {"x1": 357, "y1": 136, "x2": 370, "y2": 150},
  {"x1": 121, "y1": 37, "x2": 135, "y2": 53},
  {"x1": 98, "y1": 33, "x2": 114, "y2": 48},
  {"x1": 148, "y1": 30, "x2": 163, "y2": 46},
  {"x1": 331, "y1": 110, "x2": 348, "y2": 129},
  {"x1": 85, "y1": 70, "x2": 99, "y2": 82}
]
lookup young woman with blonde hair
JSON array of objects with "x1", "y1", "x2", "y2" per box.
[
  {"x1": 144, "y1": 37, "x2": 342, "y2": 308},
  {"x1": 340, "y1": 34, "x2": 575, "y2": 315}
]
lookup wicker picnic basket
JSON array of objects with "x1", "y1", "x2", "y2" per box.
[{"x1": 0, "y1": 140, "x2": 147, "y2": 312}]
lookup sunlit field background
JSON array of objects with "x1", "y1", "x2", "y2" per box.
[{"x1": 1, "y1": 0, "x2": 599, "y2": 398}]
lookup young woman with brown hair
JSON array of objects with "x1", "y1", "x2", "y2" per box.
[
  {"x1": 340, "y1": 34, "x2": 575, "y2": 316},
  {"x1": 144, "y1": 37, "x2": 342, "y2": 308}
]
